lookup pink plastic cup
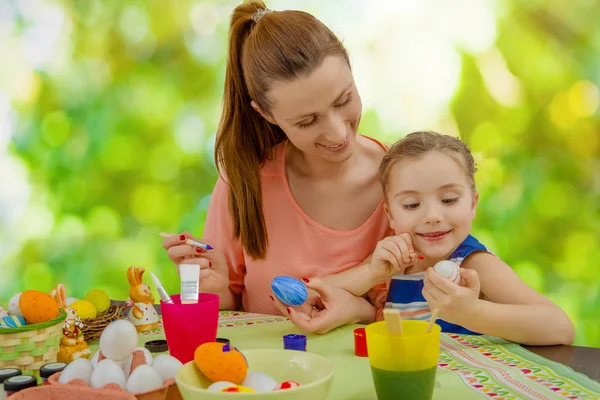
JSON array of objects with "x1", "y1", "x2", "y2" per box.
[{"x1": 160, "y1": 293, "x2": 220, "y2": 363}]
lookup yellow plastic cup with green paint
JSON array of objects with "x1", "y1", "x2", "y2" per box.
[{"x1": 366, "y1": 320, "x2": 441, "y2": 400}]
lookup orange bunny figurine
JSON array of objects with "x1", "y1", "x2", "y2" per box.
[
  {"x1": 126, "y1": 266, "x2": 159, "y2": 332},
  {"x1": 49, "y1": 284, "x2": 91, "y2": 363}
]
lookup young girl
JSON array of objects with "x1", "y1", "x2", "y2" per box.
[{"x1": 297, "y1": 131, "x2": 575, "y2": 345}]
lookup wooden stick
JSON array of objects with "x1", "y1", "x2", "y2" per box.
[
  {"x1": 383, "y1": 308, "x2": 403, "y2": 335},
  {"x1": 426, "y1": 309, "x2": 439, "y2": 333}
]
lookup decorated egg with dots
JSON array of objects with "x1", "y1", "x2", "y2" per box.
[
  {"x1": 194, "y1": 342, "x2": 248, "y2": 384},
  {"x1": 271, "y1": 276, "x2": 308, "y2": 306},
  {"x1": 275, "y1": 381, "x2": 301, "y2": 390},
  {"x1": 433, "y1": 260, "x2": 465, "y2": 286}
]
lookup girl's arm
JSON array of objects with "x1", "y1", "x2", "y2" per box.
[
  {"x1": 423, "y1": 252, "x2": 575, "y2": 345},
  {"x1": 322, "y1": 234, "x2": 420, "y2": 296}
]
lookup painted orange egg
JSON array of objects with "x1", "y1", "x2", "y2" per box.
[
  {"x1": 19, "y1": 290, "x2": 59, "y2": 324},
  {"x1": 194, "y1": 342, "x2": 248, "y2": 384}
]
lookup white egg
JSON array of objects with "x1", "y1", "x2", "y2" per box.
[
  {"x1": 242, "y1": 371, "x2": 278, "y2": 392},
  {"x1": 0, "y1": 306, "x2": 8, "y2": 318},
  {"x1": 207, "y1": 381, "x2": 236, "y2": 392},
  {"x1": 433, "y1": 260, "x2": 465, "y2": 286},
  {"x1": 91, "y1": 359, "x2": 127, "y2": 389},
  {"x1": 99, "y1": 320, "x2": 138, "y2": 361},
  {"x1": 90, "y1": 350, "x2": 104, "y2": 368},
  {"x1": 8, "y1": 293, "x2": 23, "y2": 317},
  {"x1": 126, "y1": 364, "x2": 163, "y2": 393},
  {"x1": 122, "y1": 347, "x2": 153, "y2": 379},
  {"x1": 151, "y1": 354, "x2": 183, "y2": 383},
  {"x1": 58, "y1": 358, "x2": 94, "y2": 385},
  {"x1": 66, "y1": 297, "x2": 78, "y2": 306}
]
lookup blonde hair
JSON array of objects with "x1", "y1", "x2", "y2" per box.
[
  {"x1": 379, "y1": 131, "x2": 477, "y2": 196},
  {"x1": 215, "y1": 1, "x2": 349, "y2": 259}
]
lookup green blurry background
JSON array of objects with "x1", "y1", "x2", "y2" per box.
[{"x1": 0, "y1": 1, "x2": 598, "y2": 346}]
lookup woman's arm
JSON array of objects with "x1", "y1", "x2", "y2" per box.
[{"x1": 423, "y1": 252, "x2": 575, "y2": 345}]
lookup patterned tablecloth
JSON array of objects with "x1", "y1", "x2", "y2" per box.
[{"x1": 95, "y1": 312, "x2": 600, "y2": 400}]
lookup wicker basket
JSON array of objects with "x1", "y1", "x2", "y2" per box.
[
  {"x1": 81, "y1": 305, "x2": 127, "y2": 341},
  {"x1": 0, "y1": 309, "x2": 67, "y2": 375}
]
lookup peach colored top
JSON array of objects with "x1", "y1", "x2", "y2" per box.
[{"x1": 203, "y1": 136, "x2": 392, "y2": 314}]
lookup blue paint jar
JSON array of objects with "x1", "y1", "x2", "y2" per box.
[{"x1": 283, "y1": 334, "x2": 307, "y2": 351}]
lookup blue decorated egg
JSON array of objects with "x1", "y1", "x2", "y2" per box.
[
  {"x1": 0, "y1": 315, "x2": 27, "y2": 328},
  {"x1": 271, "y1": 276, "x2": 308, "y2": 306}
]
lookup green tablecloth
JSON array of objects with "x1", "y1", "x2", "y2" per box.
[{"x1": 88, "y1": 312, "x2": 600, "y2": 399}]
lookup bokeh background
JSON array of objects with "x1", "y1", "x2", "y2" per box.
[{"x1": 0, "y1": 0, "x2": 598, "y2": 346}]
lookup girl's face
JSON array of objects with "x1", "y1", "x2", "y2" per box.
[
  {"x1": 384, "y1": 150, "x2": 478, "y2": 260},
  {"x1": 254, "y1": 55, "x2": 362, "y2": 162}
]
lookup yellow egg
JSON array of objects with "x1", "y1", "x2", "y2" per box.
[
  {"x1": 85, "y1": 289, "x2": 111, "y2": 313},
  {"x1": 70, "y1": 300, "x2": 97, "y2": 320},
  {"x1": 19, "y1": 290, "x2": 59, "y2": 324}
]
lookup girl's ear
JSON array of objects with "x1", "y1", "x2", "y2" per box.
[
  {"x1": 471, "y1": 192, "x2": 479, "y2": 219},
  {"x1": 383, "y1": 202, "x2": 396, "y2": 232}
]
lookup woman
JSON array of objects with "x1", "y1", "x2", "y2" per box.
[{"x1": 162, "y1": 1, "x2": 391, "y2": 333}]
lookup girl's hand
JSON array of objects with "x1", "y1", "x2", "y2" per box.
[
  {"x1": 272, "y1": 278, "x2": 375, "y2": 334},
  {"x1": 162, "y1": 232, "x2": 229, "y2": 294},
  {"x1": 422, "y1": 267, "x2": 481, "y2": 325},
  {"x1": 370, "y1": 234, "x2": 422, "y2": 281}
]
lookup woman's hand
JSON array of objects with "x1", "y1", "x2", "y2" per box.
[
  {"x1": 422, "y1": 267, "x2": 481, "y2": 325},
  {"x1": 272, "y1": 278, "x2": 376, "y2": 334},
  {"x1": 162, "y1": 232, "x2": 229, "y2": 294}
]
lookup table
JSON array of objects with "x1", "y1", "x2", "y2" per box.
[
  {"x1": 113, "y1": 301, "x2": 600, "y2": 384},
  {"x1": 105, "y1": 306, "x2": 600, "y2": 399},
  {"x1": 523, "y1": 345, "x2": 600, "y2": 384}
]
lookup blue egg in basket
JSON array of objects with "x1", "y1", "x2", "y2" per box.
[{"x1": 271, "y1": 276, "x2": 308, "y2": 306}]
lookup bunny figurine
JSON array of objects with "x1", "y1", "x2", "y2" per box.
[
  {"x1": 49, "y1": 284, "x2": 92, "y2": 363},
  {"x1": 126, "y1": 266, "x2": 159, "y2": 332}
]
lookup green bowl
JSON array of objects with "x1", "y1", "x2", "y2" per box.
[{"x1": 175, "y1": 349, "x2": 335, "y2": 399}]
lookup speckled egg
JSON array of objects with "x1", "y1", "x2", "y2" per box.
[
  {"x1": 0, "y1": 315, "x2": 27, "y2": 328},
  {"x1": 19, "y1": 290, "x2": 59, "y2": 324},
  {"x1": 433, "y1": 260, "x2": 465, "y2": 286},
  {"x1": 271, "y1": 276, "x2": 308, "y2": 306},
  {"x1": 194, "y1": 342, "x2": 248, "y2": 384}
]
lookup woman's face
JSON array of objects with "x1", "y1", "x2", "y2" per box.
[{"x1": 255, "y1": 55, "x2": 362, "y2": 162}]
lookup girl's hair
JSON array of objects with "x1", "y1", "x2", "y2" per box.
[
  {"x1": 215, "y1": 1, "x2": 349, "y2": 259},
  {"x1": 379, "y1": 131, "x2": 478, "y2": 196}
]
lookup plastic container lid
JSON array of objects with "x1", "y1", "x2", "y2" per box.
[
  {"x1": 145, "y1": 339, "x2": 168, "y2": 353},
  {"x1": 39, "y1": 362, "x2": 67, "y2": 379},
  {"x1": 0, "y1": 368, "x2": 21, "y2": 384},
  {"x1": 3, "y1": 375, "x2": 37, "y2": 392}
]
